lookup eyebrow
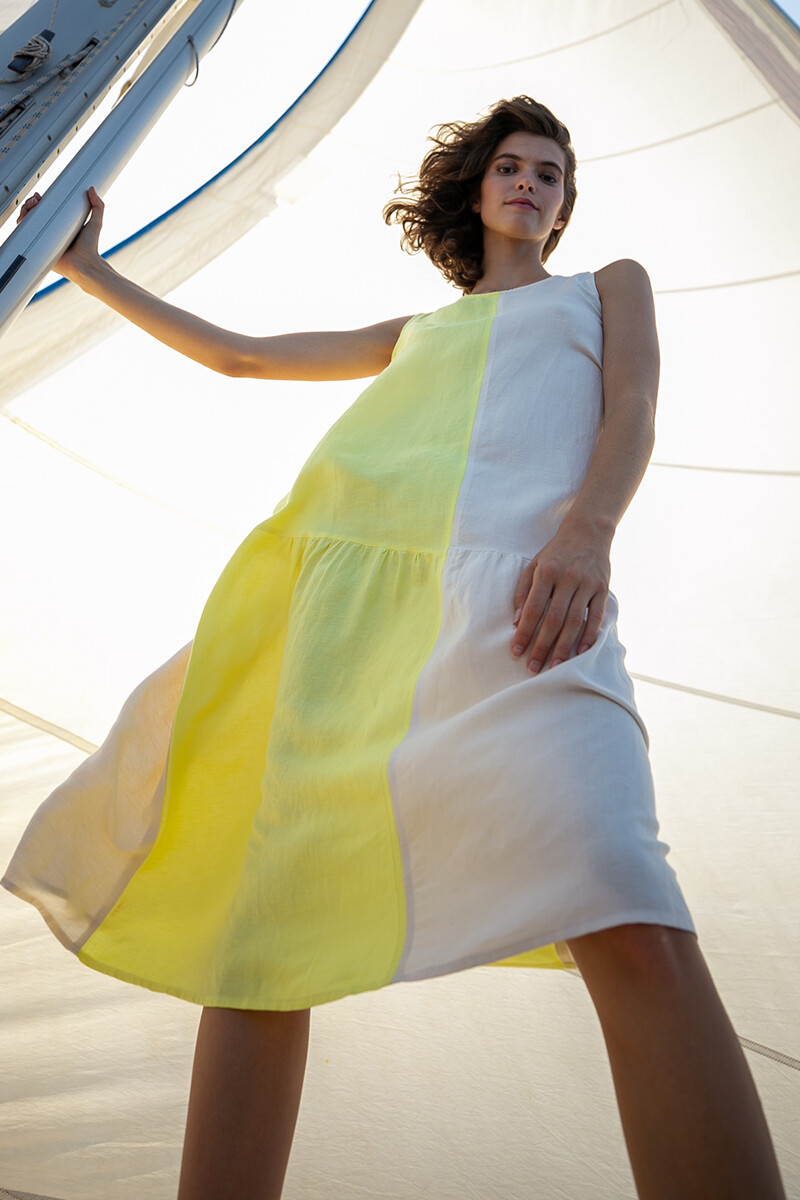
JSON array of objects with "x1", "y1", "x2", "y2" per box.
[{"x1": 491, "y1": 152, "x2": 564, "y2": 175}]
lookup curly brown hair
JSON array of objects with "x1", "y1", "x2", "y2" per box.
[{"x1": 383, "y1": 96, "x2": 577, "y2": 293}]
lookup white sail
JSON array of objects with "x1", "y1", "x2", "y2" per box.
[{"x1": 0, "y1": 1, "x2": 798, "y2": 1197}]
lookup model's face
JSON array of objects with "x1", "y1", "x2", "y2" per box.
[{"x1": 475, "y1": 131, "x2": 567, "y2": 246}]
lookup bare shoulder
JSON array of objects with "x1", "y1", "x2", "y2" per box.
[
  {"x1": 594, "y1": 258, "x2": 653, "y2": 302},
  {"x1": 361, "y1": 312, "x2": 416, "y2": 350},
  {"x1": 351, "y1": 313, "x2": 417, "y2": 369},
  {"x1": 592, "y1": 260, "x2": 660, "y2": 412}
]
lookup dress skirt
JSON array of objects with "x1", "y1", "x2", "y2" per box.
[{"x1": 2, "y1": 272, "x2": 695, "y2": 1009}]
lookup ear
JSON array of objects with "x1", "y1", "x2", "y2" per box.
[
  {"x1": 471, "y1": 198, "x2": 481, "y2": 213},
  {"x1": 553, "y1": 213, "x2": 566, "y2": 230}
]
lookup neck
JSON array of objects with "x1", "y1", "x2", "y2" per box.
[{"x1": 470, "y1": 236, "x2": 550, "y2": 296}]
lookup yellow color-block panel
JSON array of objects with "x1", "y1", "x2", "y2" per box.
[
  {"x1": 81, "y1": 297, "x2": 499, "y2": 1008},
  {"x1": 80, "y1": 527, "x2": 297, "y2": 1002},
  {"x1": 271, "y1": 297, "x2": 498, "y2": 554},
  {"x1": 492, "y1": 943, "x2": 572, "y2": 970},
  {"x1": 218, "y1": 538, "x2": 443, "y2": 1007}
]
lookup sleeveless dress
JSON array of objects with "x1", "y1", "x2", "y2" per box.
[{"x1": 2, "y1": 271, "x2": 695, "y2": 1010}]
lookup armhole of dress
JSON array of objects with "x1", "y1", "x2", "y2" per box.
[
  {"x1": 588, "y1": 270, "x2": 604, "y2": 323},
  {"x1": 390, "y1": 313, "x2": 420, "y2": 363}
]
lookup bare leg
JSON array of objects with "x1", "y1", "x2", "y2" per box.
[
  {"x1": 177, "y1": 1006, "x2": 310, "y2": 1200},
  {"x1": 566, "y1": 924, "x2": 785, "y2": 1200}
]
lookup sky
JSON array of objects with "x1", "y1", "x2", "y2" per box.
[{"x1": 776, "y1": 0, "x2": 800, "y2": 23}]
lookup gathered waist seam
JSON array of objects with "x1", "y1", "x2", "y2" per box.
[
  {"x1": 259, "y1": 524, "x2": 447, "y2": 559},
  {"x1": 259, "y1": 527, "x2": 565, "y2": 562}
]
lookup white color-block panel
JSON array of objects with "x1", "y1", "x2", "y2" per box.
[{"x1": 388, "y1": 274, "x2": 693, "y2": 980}]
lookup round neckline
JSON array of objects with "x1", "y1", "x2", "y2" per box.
[{"x1": 462, "y1": 273, "x2": 565, "y2": 299}]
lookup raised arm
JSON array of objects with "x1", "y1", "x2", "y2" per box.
[{"x1": 18, "y1": 188, "x2": 412, "y2": 381}]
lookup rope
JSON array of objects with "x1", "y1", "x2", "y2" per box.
[
  {"x1": 2, "y1": 0, "x2": 238, "y2": 124},
  {"x1": 0, "y1": 33, "x2": 55, "y2": 84},
  {"x1": 0, "y1": 0, "x2": 60, "y2": 84},
  {"x1": 0, "y1": 0, "x2": 152, "y2": 134},
  {"x1": 0, "y1": 40, "x2": 94, "y2": 109},
  {"x1": 184, "y1": 0, "x2": 238, "y2": 88},
  {"x1": 185, "y1": 35, "x2": 200, "y2": 86},
  {"x1": 738, "y1": 1037, "x2": 800, "y2": 1072}
]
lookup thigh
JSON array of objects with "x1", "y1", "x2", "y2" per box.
[{"x1": 567, "y1": 922, "x2": 703, "y2": 995}]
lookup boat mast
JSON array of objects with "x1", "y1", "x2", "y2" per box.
[{"x1": 0, "y1": 0, "x2": 243, "y2": 342}]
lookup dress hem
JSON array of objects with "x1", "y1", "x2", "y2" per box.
[
  {"x1": 61, "y1": 906, "x2": 694, "y2": 1011},
  {"x1": 4, "y1": 871, "x2": 696, "y2": 1011},
  {"x1": 1, "y1": 874, "x2": 85, "y2": 955}
]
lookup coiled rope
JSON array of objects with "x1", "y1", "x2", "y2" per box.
[
  {"x1": 0, "y1": 0, "x2": 154, "y2": 138},
  {"x1": 0, "y1": 1, "x2": 60, "y2": 84},
  {"x1": 0, "y1": 40, "x2": 95, "y2": 118},
  {"x1": 1, "y1": 31, "x2": 54, "y2": 82}
]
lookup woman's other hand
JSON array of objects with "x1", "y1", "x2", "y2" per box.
[
  {"x1": 510, "y1": 526, "x2": 611, "y2": 673},
  {"x1": 16, "y1": 185, "x2": 104, "y2": 282}
]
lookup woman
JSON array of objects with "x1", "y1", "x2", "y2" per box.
[{"x1": 5, "y1": 96, "x2": 785, "y2": 1200}]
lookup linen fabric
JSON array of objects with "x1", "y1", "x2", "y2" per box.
[{"x1": 2, "y1": 272, "x2": 695, "y2": 1009}]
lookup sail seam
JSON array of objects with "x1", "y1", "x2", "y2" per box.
[
  {"x1": 581, "y1": 100, "x2": 775, "y2": 161},
  {"x1": 0, "y1": 697, "x2": 96, "y2": 753},
  {"x1": 650, "y1": 461, "x2": 799, "y2": 477},
  {"x1": 388, "y1": 0, "x2": 676, "y2": 72},
  {"x1": 1, "y1": 412, "x2": 237, "y2": 538},
  {"x1": 630, "y1": 674, "x2": 799, "y2": 719},
  {"x1": 655, "y1": 267, "x2": 800, "y2": 291}
]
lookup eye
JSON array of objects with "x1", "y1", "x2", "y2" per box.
[
  {"x1": 496, "y1": 163, "x2": 515, "y2": 174},
  {"x1": 540, "y1": 174, "x2": 558, "y2": 184}
]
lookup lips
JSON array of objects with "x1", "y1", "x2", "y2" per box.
[{"x1": 506, "y1": 198, "x2": 538, "y2": 210}]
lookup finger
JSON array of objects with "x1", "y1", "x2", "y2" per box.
[
  {"x1": 577, "y1": 592, "x2": 608, "y2": 654},
  {"x1": 511, "y1": 570, "x2": 554, "y2": 659},
  {"x1": 87, "y1": 186, "x2": 104, "y2": 217},
  {"x1": 516, "y1": 559, "x2": 583, "y2": 671},
  {"x1": 15, "y1": 193, "x2": 41, "y2": 223},
  {"x1": 512, "y1": 562, "x2": 534, "y2": 625},
  {"x1": 547, "y1": 590, "x2": 595, "y2": 669},
  {"x1": 524, "y1": 586, "x2": 576, "y2": 674}
]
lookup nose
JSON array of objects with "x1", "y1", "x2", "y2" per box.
[{"x1": 515, "y1": 174, "x2": 535, "y2": 193}]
